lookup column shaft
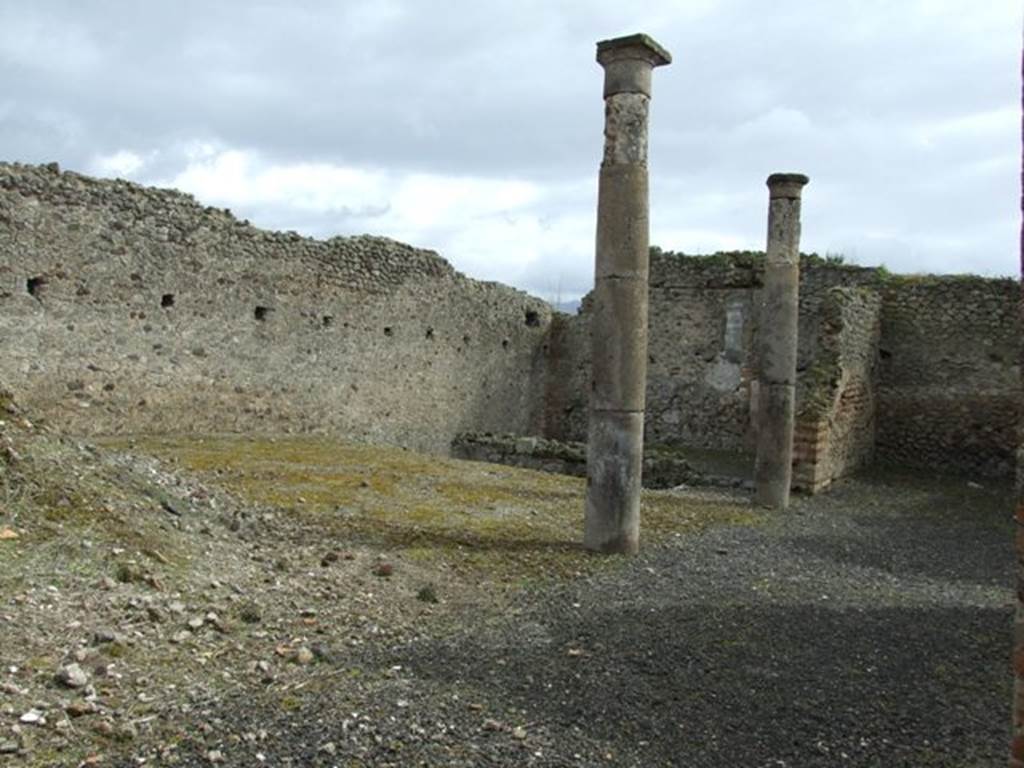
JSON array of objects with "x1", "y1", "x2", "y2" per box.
[
  {"x1": 754, "y1": 173, "x2": 809, "y2": 510},
  {"x1": 584, "y1": 34, "x2": 670, "y2": 554}
]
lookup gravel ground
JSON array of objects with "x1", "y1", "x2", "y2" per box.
[{"x1": 153, "y1": 470, "x2": 1013, "y2": 768}]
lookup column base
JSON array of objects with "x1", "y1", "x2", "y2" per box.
[
  {"x1": 753, "y1": 381, "x2": 795, "y2": 510},
  {"x1": 584, "y1": 409, "x2": 644, "y2": 554}
]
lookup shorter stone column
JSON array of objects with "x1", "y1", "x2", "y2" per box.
[{"x1": 754, "y1": 172, "x2": 809, "y2": 509}]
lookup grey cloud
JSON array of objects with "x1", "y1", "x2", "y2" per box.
[{"x1": 0, "y1": 0, "x2": 1016, "y2": 281}]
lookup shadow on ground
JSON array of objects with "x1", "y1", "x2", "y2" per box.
[
  {"x1": 161, "y1": 597, "x2": 1010, "y2": 767},
  {"x1": 122, "y1": 458, "x2": 1013, "y2": 768},
  {"x1": 395, "y1": 600, "x2": 1008, "y2": 767},
  {"x1": 784, "y1": 469, "x2": 1013, "y2": 587}
]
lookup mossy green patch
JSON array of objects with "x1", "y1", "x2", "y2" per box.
[{"x1": 109, "y1": 434, "x2": 760, "y2": 585}]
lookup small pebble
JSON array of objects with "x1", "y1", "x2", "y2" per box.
[{"x1": 19, "y1": 709, "x2": 43, "y2": 725}]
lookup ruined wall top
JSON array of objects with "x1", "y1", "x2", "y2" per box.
[{"x1": 0, "y1": 161, "x2": 457, "y2": 295}]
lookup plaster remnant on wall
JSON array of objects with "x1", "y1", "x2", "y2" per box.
[
  {"x1": 724, "y1": 300, "x2": 745, "y2": 363},
  {"x1": 705, "y1": 356, "x2": 742, "y2": 393}
]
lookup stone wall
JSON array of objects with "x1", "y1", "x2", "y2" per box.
[
  {"x1": 451, "y1": 432, "x2": 741, "y2": 489},
  {"x1": 545, "y1": 253, "x2": 880, "y2": 452},
  {"x1": 791, "y1": 287, "x2": 881, "y2": 491},
  {"x1": 544, "y1": 252, "x2": 763, "y2": 450},
  {"x1": 0, "y1": 162, "x2": 553, "y2": 452},
  {"x1": 546, "y1": 251, "x2": 1017, "y2": 480},
  {"x1": 875, "y1": 274, "x2": 1020, "y2": 476},
  {"x1": 1, "y1": 163, "x2": 1016, "y2": 480}
]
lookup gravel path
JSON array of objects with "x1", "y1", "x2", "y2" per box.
[{"x1": 156, "y1": 469, "x2": 1013, "y2": 767}]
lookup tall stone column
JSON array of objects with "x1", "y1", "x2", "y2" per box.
[
  {"x1": 584, "y1": 34, "x2": 671, "y2": 554},
  {"x1": 753, "y1": 172, "x2": 809, "y2": 510}
]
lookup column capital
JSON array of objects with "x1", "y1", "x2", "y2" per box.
[
  {"x1": 596, "y1": 33, "x2": 671, "y2": 98},
  {"x1": 596, "y1": 34, "x2": 672, "y2": 68},
  {"x1": 767, "y1": 173, "x2": 810, "y2": 199}
]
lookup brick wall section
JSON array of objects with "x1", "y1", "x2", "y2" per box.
[
  {"x1": 791, "y1": 288, "x2": 881, "y2": 491},
  {"x1": 0, "y1": 162, "x2": 552, "y2": 452}
]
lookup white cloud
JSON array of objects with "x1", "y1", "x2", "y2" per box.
[
  {"x1": 389, "y1": 174, "x2": 540, "y2": 231},
  {"x1": 731, "y1": 107, "x2": 815, "y2": 142},
  {"x1": 146, "y1": 145, "x2": 594, "y2": 296},
  {"x1": 90, "y1": 149, "x2": 146, "y2": 178},
  {"x1": 0, "y1": 10, "x2": 101, "y2": 76},
  {"x1": 653, "y1": 226, "x2": 754, "y2": 255},
  {"x1": 2, "y1": 0, "x2": 1016, "y2": 288},
  {"x1": 164, "y1": 148, "x2": 391, "y2": 213},
  {"x1": 912, "y1": 107, "x2": 1019, "y2": 152}
]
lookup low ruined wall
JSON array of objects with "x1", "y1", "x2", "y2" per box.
[
  {"x1": 0, "y1": 162, "x2": 552, "y2": 452},
  {"x1": 453, "y1": 433, "x2": 589, "y2": 478},
  {"x1": 875, "y1": 274, "x2": 1020, "y2": 477},
  {"x1": 792, "y1": 287, "x2": 881, "y2": 491},
  {"x1": 451, "y1": 432, "x2": 739, "y2": 489}
]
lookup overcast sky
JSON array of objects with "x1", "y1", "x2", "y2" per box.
[{"x1": 1, "y1": 1, "x2": 1018, "y2": 301}]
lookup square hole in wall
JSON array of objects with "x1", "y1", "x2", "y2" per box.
[
  {"x1": 161, "y1": 293, "x2": 175, "y2": 308},
  {"x1": 27, "y1": 276, "x2": 46, "y2": 297}
]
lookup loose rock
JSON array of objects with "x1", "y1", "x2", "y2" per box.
[{"x1": 56, "y1": 663, "x2": 89, "y2": 689}]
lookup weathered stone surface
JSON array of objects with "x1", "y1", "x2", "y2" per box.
[
  {"x1": 584, "y1": 410, "x2": 644, "y2": 554},
  {"x1": 585, "y1": 33, "x2": 670, "y2": 554},
  {"x1": 602, "y1": 93, "x2": 651, "y2": 166},
  {"x1": 596, "y1": 33, "x2": 672, "y2": 98},
  {"x1": 766, "y1": 173, "x2": 810, "y2": 200},
  {"x1": 754, "y1": 173, "x2": 807, "y2": 509},
  {"x1": 753, "y1": 382, "x2": 796, "y2": 507},
  {"x1": 758, "y1": 260, "x2": 800, "y2": 384},
  {"x1": 0, "y1": 162, "x2": 552, "y2": 454},
  {"x1": 791, "y1": 287, "x2": 881, "y2": 492},
  {"x1": 55, "y1": 663, "x2": 89, "y2": 689},
  {"x1": 589, "y1": 278, "x2": 649, "y2": 412},
  {"x1": 546, "y1": 248, "x2": 1019, "y2": 483},
  {"x1": 452, "y1": 431, "x2": 732, "y2": 489},
  {"x1": 595, "y1": 165, "x2": 649, "y2": 280},
  {"x1": 0, "y1": 161, "x2": 1016, "y2": 490}
]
